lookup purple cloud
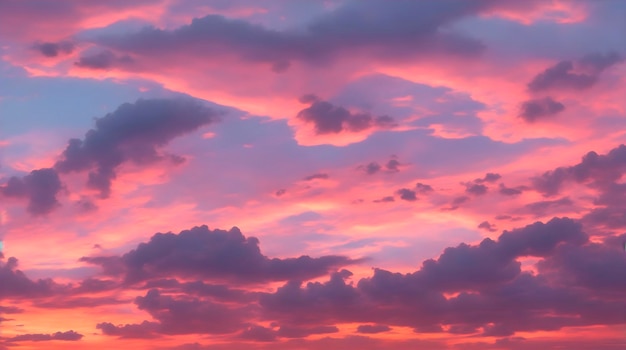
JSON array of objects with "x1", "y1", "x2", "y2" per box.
[
  {"x1": 528, "y1": 52, "x2": 623, "y2": 92},
  {"x1": 54, "y1": 98, "x2": 222, "y2": 198},
  {"x1": 0, "y1": 168, "x2": 62, "y2": 215},
  {"x1": 519, "y1": 97, "x2": 565, "y2": 123},
  {"x1": 81, "y1": 225, "x2": 362, "y2": 284},
  {"x1": 6, "y1": 330, "x2": 83, "y2": 342},
  {"x1": 32, "y1": 40, "x2": 74, "y2": 57},
  {"x1": 396, "y1": 188, "x2": 417, "y2": 201},
  {"x1": 297, "y1": 96, "x2": 395, "y2": 135}
]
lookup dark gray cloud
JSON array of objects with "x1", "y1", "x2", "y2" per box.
[
  {"x1": 88, "y1": 217, "x2": 626, "y2": 340},
  {"x1": 54, "y1": 98, "x2": 222, "y2": 198},
  {"x1": 135, "y1": 289, "x2": 249, "y2": 335},
  {"x1": 361, "y1": 162, "x2": 382, "y2": 175},
  {"x1": 519, "y1": 97, "x2": 565, "y2": 123},
  {"x1": 385, "y1": 159, "x2": 400, "y2": 172},
  {"x1": 74, "y1": 50, "x2": 133, "y2": 69},
  {"x1": 532, "y1": 144, "x2": 626, "y2": 196},
  {"x1": 6, "y1": 330, "x2": 83, "y2": 342},
  {"x1": 259, "y1": 218, "x2": 618, "y2": 336},
  {"x1": 499, "y1": 184, "x2": 524, "y2": 196},
  {"x1": 79, "y1": 0, "x2": 514, "y2": 71},
  {"x1": 527, "y1": 52, "x2": 623, "y2": 92},
  {"x1": 81, "y1": 225, "x2": 361, "y2": 284},
  {"x1": 415, "y1": 183, "x2": 434, "y2": 194},
  {"x1": 297, "y1": 97, "x2": 395, "y2": 135},
  {"x1": 396, "y1": 188, "x2": 417, "y2": 201},
  {"x1": 0, "y1": 256, "x2": 62, "y2": 299},
  {"x1": 475, "y1": 173, "x2": 501, "y2": 183},
  {"x1": 0, "y1": 168, "x2": 62, "y2": 215},
  {"x1": 478, "y1": 221, "x2": 497, "y2": 232},
  {"x1": 465, "y1": 183, "x2": 488, "y2": 196},
  {"x1": 97, "y1": 321, "x2": 160, "y2": 339},
  {"x1": 33, "y1": 41, "x2": 74, "y2": 57}
]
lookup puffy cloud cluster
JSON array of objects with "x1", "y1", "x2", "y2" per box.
[{"x1": 297, "y1": 96, "x2": 395, "y2": 135}]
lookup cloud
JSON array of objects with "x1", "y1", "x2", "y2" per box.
[
  {"x1": 97, "y1": 321, "x2": 160, "y2": 339},
  {"x1": 74, "y1": 50, "x2": 133, "y2": 69},
  {"x1": 478, "y1": 221, "x2": 497, "y2": 232},
  {"x1": 304, "y1": 173, "x2": 329, "y2": 181},
  {"x1": 86, "y1": 217, "x2": 625, "y2": 340},
  {"x1": 297, "y1": 97, "x2": 395, "y2": 135},
  {"x1": 137, "y1": 289, "x2": 248, "y2": 335},
  {"x1": 373, "y1": 196, "x2": 394, "y2": 203},
  {"x1": 519, "y1": 97, "x2": 565, "y2": 123},
  {"x1": 499, "y1": 184, "x2": 524, "y2": 196},
  {"x1": 81, "y1": 225, "x2": 361, "y2": 284},
  {"x1": 415, "y1": 183, "x2": 434, "y2": 194},
  {"x1": 260, "y1": 218, "x2": 614, "y2": 336},
  {"x1": 0, "y1": 256, "x2": 62, "y2": 298},
  {"x1": 532, "y1": 144, "x2": 626, "y2": 196},
  {"x1": 6, "y1": 330, "x2": 83, "y2": 342},
  {"x1": 465, "y1": 183, "x2": 488, "y2": 196},
  {"x1": 395, "y1": 188, "x2": 417, "y2": 201},
  {"x1": 0, "y1": 168, "x2": 63, "y2": 215},
  {"x1": 360, "y1": 162, "x2": 382, "y2": 175},
  {"x1": 33, "y1": 41, "x2": 74, "y2": 57},
  {"x1": 527, "y1": 52, "x2": 623, "y2": 92},
  {"x1": 385, "y1": 159, "x2": 400, "y2": 172},
  {"x1": 54, "y1": 98, "x2": 222, "y2": 198},
  {"x1": 79, "y1": 0, "x2": 503, "y2": 73},
  {"x1": 475, "y1": 173, "x2": 501, "y2": 183},
  {"x1": 523, "y1": 197, "x2": 573, "y2": 217}
]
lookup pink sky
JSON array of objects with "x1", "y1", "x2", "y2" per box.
[{"x1": 1, "y1": 1, "x2": 625, "y2": 349}]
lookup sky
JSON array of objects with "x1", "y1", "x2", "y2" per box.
[{"x1": 0, "y1": 0, "x2": 625, "y2": 349}]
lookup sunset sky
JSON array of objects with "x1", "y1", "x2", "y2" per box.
[{"x1": 1, "y1": 1, "x2": 625, "y2": 349}]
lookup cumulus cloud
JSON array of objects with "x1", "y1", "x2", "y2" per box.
[
  {"x1": 465, "y1": 183, "x2": 488, "y2": 196},
  {"x1": 0, "y1": 256, "x2": 62, "y2": 299},
  {"x1": 478, "y1": 221, "x2": 497, "y2": 232},
  {"x1": 74, "y1": 50, "x2": 133, "y2": 69},
  {"x1": 415, "y1": 183, "x2": 434, "y2": 194},
  {"x1": 499, "y1": 184, "x2": 525, "y2": 196},
  {"x1": 396, "y1": 188, "x2": 417, "y2": 201},
  {"x1": 532, "y1": 144, "x2": 626, "y2": 196},
  {"x1": 475, "y1": 173, "x2": 502, "y2": 183},
  {"x1": 362, "y1": 162, "x2": 382, "y2": 175},
  {"x1": 519, "y1": 97, "x2": 565, "y2": 123},
  {"x1": 527, "y1": 52, "x2": 623, "y2": 92},
  {"x1": 259, "y1": 218, "x2": 620, "y2": 337},
  {"x1": 0, "y1": 168, "x2": 63, "y2": 215},
  {"x1": 33, "y1": 40, "x2": 74, "y2": 57},
  {"x1": 54, "y1": 98, "x2": 222, "y2": 198},
  {"x1": 81, "y1": 225, "x2": 361, "y2": 284},
  {"x1": 297, "y1": 96, "x2": 395, "y2": 135}
]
